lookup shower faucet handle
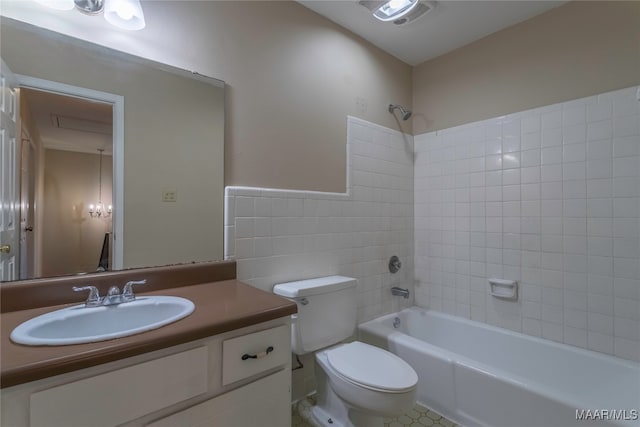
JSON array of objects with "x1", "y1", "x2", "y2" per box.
[{"x1": 389, "y1": 255, "x2": 402, "y2": 273}]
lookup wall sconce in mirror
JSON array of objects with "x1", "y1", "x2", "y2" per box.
[
  {"x1": 34, "y1": 0, "x2": 146, "y2": 30},
  {"x1": 89, "y1": 149, "x2": 112, "y2": 218}
]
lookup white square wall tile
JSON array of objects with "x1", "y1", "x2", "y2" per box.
[
  {"x1": 563, "y1": 180, "x2": 586, "y2": 199},
  {"x1": 613, "y1": 218, "x2": 639, "y2": 238},
  {"x1": 540, "y1": 165, "x2": 562, "y2": 183},
  {"x1": 587, "y1": 198, "x2": 613, "y2": 218},
  {"x1": 542, "y1": 147, "x2": 563, "y2": 165},
  {"x1": 502, "y1": 153, "x2": 521, "y2": 169},
  {"x1": 522, "y1": 116, "x2": 541, "y2": 134},
  {"x1": 563, "y1": 124, "x2": 587, "y2": 145},
  {"x1": 613, "y1": 136, "x2": 640, "y2": 157},
  {"x1": 587, "y1": 102, "x2": 612, "y2": 123},
  {"x1": 522, "y1": 183, "x2": 541, "y2": 201},
  {"x1": 613, "y1": 177, "x2": 640, "y2": 197},
  {"x1": 587, "y1": 120, "x2": 613, "y2": 141},
  {"x1": 563, "y1": 144, "x2": 586, "y2": 163},
  {"x1": 587, "y1": 179, "x2": 612, "y2": 198},
  {"x1": 255, "y1": 197, "x2": 272, "y2": 217},
  {"x1": 587, "y1": 139, "x2": 613, "y2": 160},
  {"x1": 563, "y1": 162, "x2": 585, "y2": 180},
  {"x1": 235, "y1": 196, "x2": 255, "y2": 217},
  {"x1": 613, "y1": 157, "x2": 639, "y2": 177},
  {"x1": 235, "y1": 218, "x2": 255, "y2": 238},
  {"x1": 613, "y1": 198, "x2": 639, "y2": 218},
  {"x1": 586, "y1": 160, "x2": 612, "y2": 180},
  {"x1": 522, "y1": 132, "x2": 541, "y2": 150},
  {"x1": 614, "y1": 115, "x2": 639, "y2": 138},
  {"x1": 542, "y1": 128, "x2": 562, "y2": 147},
  {"x1": 564, "y1": 106, "x2": 586, "y2": 126},
  {"x1": 542, "y1": 110, "x2": 562, "y2": 130}
]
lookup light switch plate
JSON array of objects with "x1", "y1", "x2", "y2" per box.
[{"x1": 162, "y1": 190, "x2": 177, "y2": 202}]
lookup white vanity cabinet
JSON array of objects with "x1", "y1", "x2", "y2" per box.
[{"x1": 1, "y1": 317, "x2": 292, "y2": 427}]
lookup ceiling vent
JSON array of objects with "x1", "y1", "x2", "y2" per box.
[
  {"x1": 358, "y1": 0, "x2": 436, "y2": 26},
  {"x1": 51, "y1": 114, "x2": 112, "y2": 135},
  {"x1": 391, "y1": 1, "x2": 435, "y2": 26}
]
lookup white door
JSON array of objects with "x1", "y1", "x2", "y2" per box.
[{"x1": 0, "y1": 59, "x2": 20, "y2": 281}]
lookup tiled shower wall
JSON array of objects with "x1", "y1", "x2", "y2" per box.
[
  {"x1": 414, "y1": 86, "x2": 640, "y2": 362},
  {"x1": 224, "y1": 116, "x2": 414, "y2": 397}
]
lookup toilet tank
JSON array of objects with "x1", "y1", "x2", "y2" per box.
[{"x1": 273, "y1": 276, "x2": 357, "y2": 355}]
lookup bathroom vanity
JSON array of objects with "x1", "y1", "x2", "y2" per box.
[{"x1": 0, "y1": 261, "x2": 297, "y2": 427}]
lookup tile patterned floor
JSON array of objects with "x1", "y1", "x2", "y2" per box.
[{"x1": 292, "y1": 395, "x2": 457, "y2": 427}]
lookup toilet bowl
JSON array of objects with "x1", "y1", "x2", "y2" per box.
[
  {"x1": 312, "y1": 342, "x2": 417, "y2": 427},
  {"x1": 272, "y1": 276, "x2": 418, "y2": 427}
]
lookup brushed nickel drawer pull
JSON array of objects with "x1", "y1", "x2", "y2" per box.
[{"x1": 241, "y1": 346, "x2": 274, "y2": 360}]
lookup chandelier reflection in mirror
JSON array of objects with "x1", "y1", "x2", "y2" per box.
[
  {"x1": 89, "y1": 149, "x2": 112, "y2": 218},
  {"x1": 35, "y1": 0, "x2": 146, "y2": 30}
]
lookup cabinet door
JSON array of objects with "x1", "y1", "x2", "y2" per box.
[
  {"x1": 30, "y1": 347, "x2": 208, "y2": 427},
  {"x1": 147, "y1": 369, "x2": 291, "y2": 427}
]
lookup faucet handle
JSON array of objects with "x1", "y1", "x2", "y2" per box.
[
  {"x1": 73, "y1": 286, "x2": 101, "y2": 306},
  {"x1": 122, "y1": 279, "x2": 147, "y2": 300}
]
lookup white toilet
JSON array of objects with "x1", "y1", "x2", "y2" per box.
[{"x1": 273, "y1": 276, "x2": 418, "y2": 427}]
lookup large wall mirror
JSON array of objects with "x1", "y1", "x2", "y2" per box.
[{"x1": 0, "y1": 18, "x2": 225, "y2": 281}]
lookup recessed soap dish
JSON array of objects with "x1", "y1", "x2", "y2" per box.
[{"x1": 489, "y1": 278, "x2": 518, "y2": 300}]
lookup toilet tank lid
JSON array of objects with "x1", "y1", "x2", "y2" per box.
[{"x1": 273, "y1": 276, "x2": 357, "y2": 298}]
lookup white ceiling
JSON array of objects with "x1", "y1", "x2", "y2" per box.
[
  {"x1": 22, "y1": 88, "x2": 113, "y2": 155},
  {"x1": 298, "y1": 0, "x2": 566, "y2": 66}
]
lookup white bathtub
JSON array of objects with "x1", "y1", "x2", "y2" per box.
[{"x1": 359, "y1": 308, "x2": 640, "y2": 427}]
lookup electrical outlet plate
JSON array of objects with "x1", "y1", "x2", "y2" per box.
[{"x1": 162, "y1": 190, "x2": 177, "y2": 202}]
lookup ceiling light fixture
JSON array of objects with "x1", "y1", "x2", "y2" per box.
[
  {"x1": 89, "y1": 149, "x2": 112, "y2": 219},
  {"x1": 74, "y1": 0, "x2": 104, "y2": 15},
  {"x1": 373, "y1": 0, "x2": 418, "y2": 22},
  {"x1": 104, "y1": 0, "x2": 146, "y2": 31},
  {"x1": 359, "y1": 0, "x2": 436, "y2": 26},
  {"x1": 34, "y1": 0, "x2": 146, "y2": 30}
]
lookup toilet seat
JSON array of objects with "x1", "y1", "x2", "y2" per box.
[{"x1": 326, "y1": 341, "x2": 417, "y2": 393}]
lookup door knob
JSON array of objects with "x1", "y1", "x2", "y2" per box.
[
  {"x1": 0, "y1": 245, "x2": 10, "y2": 254},
  {"x1": 24, "y1": 226, "x2": 33, "y2": 232}
]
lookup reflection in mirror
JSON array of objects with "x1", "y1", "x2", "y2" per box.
[
  {"x1": 0, "y1": 18, "x2": 225, "y2": 281},
  {"x1": 21, "y1": 88, "x2": 114, "y2": 278}
]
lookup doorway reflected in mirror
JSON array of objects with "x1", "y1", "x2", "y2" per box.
[{"x1": 19, "y1": 87, "x2": 114, "y2": 279}]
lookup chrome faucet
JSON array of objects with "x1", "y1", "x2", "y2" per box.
[
  {"x1": 391, "y1": 286, "x2": 410, "y2": 299},
  {"x1": 73, "y1": 280, "x2": 147, "y2": 307}
]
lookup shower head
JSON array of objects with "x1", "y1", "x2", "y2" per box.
[{"x1": 389, "y1": 104, "x2": 412, "y2": 120}]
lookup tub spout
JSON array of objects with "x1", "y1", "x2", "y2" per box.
[{"x1": 391, "y1": 287, "x2": 410, "y2": 299}]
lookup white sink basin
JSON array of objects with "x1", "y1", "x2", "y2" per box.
[{"x1": 10, "y1": 296, "x2": 195, "y2": 346}]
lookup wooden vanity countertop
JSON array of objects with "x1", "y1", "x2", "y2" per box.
[{"x1": 1, "y1": 280, "x2": 297, "y2": 388}]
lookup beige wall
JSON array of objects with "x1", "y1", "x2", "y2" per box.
[
  {"x1": 211, "y1": 2, "x2": 413, "y2": 192},
  {"x1": 1, "y1": 1, "x2": 413, "y2": 193},
  {"x1": 41, "y1": 150, "x2": 112, "y2": 276},
  {"x1": 412, "y1": 1, "x2": 640, "y2": 134}
]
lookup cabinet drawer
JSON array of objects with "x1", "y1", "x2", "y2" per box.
[
  {"x1": 30, "y1": 346, "x2": 208, "y2": 427},
  {"x1": 222, "y1": 324, "x2": 289, "y2": 385}
]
